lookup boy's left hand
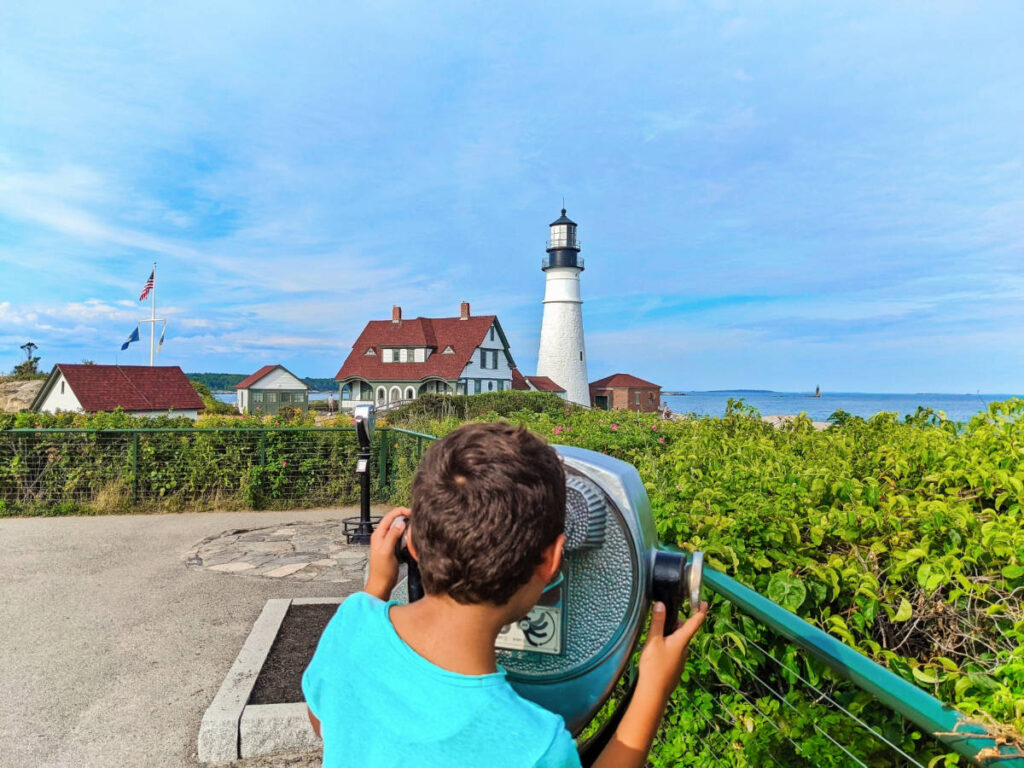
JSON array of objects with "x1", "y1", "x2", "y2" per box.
[{"x1": 364, "y1": 507, "x2": 409, "y2": 600}]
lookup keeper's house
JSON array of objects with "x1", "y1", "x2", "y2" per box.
[
  {"x1": 31, "y1": 364, "x2": 203, "y2": 418},
  {"x1": 234, "y1": 365, "x2": 309, "y2": 415},
  {"x1": 336, "y1": 302, "x2": 515, "y2": 409},
  {"x1": 589, "y1": 373, "x2": 661, "y2": 412}
]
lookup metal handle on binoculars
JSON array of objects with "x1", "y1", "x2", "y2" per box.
[{"x1": 651, "y1": 551, "x2": 688, "y2": 634}]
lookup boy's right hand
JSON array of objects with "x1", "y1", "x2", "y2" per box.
[
  {"x1": 364, "y1": 507, "x2": 409, "y2": 601},
  {"x1": 637, "y1": 600, "x2": 709, "y2": 702},
  {"x1": 592, "y1": 600, "x2": 710, "y2": 768}
]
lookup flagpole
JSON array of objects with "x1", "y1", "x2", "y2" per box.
[{"x1": 150, "y1": 261, "x2": 156, "y2": 366}]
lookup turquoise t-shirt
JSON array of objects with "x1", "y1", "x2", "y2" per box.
[{"x1": 302, "y1": 592, "x2": 581, "y2": 768}]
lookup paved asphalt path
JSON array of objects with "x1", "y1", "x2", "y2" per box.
[{"x1": 0, "y1": 509, "x2": 378, "y2": 768}]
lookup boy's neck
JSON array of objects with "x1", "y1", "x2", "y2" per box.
[{"x1": 388, "y1": 594, "x2": 520, "y2": 676}]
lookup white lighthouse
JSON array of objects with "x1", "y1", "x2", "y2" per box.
[{"x1": 537, "y1": 208, "x2": 590, "y2": 406}]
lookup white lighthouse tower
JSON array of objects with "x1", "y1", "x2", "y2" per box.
[{"x1": 537, "y1": 208, "x2": 590, "y2": 406}]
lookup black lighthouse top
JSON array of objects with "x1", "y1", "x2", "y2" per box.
[{"x1": 544, "y1": 208, "x2": 583, "y2": 271}]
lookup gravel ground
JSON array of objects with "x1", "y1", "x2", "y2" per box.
[{"x1": 0, "y1": 508, "x2": 381, "y2": 768}]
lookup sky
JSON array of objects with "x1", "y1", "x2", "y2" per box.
[{"x1": 1, "y1": 1, "x2": 1022, "y2": 392}]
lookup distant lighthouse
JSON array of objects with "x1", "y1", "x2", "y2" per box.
[{"x1": 537, "y1": 208, "x2": 589, "y2": 406}]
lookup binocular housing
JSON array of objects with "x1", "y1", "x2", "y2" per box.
[{"x1": 393, "y1": 444, "x2": 703, "y2": 737}]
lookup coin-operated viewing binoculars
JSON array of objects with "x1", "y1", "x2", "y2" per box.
[
  {"x1": 343, "y1": 404, "x2": 378, "y2": 545},
  {"x1": 394, "y1": 443, "x2": 704, "y2": 763}
]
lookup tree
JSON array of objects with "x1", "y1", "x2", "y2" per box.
[{"x1": 12, "y1": 357, "x2": 42, "y2": 379}]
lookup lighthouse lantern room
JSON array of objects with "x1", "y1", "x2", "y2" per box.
[{"x1": 536, "y1": 208, "x2": 590, "y2": 406}]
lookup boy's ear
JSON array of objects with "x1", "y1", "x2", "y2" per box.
[{"x1": 535, "y1": 534, "x2": 564, "y2": 583}]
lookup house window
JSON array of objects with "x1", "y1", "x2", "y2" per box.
[
  {"x1": 377, "y1": 388, "x2": 386, "y2": 403},
  {"x1": 267, "y1": 392, "x2": 277, "y2": 403},
  {"x1": 399, "y1": 348, "x2": 407, "y2": 363},
  {"x1": 635, "y1": 392, "x2": 640, "y2": 406},
  {"x1": 648, "y1": 392, "x2": 655, "y2": 404},
  {"x1": 580, "y1": 351, "x2": 583, "y2": 361},
  {"x1": 341, "y1": 384, "x2": 351, "y2": 400},
  {"x1": 488, "y1": 381, "x2": 494, "y2": 391},
  {"x1": 474, "y1": 379, "x2": 482, "y2": 394},
  {"x1": 365, "y1": 347, "x2": 375, "y2": 355},
  {"x1": 443, "y1": 345, "x2": 454, "y2": 354},
  {"x1": 405, "y1": 387, "x2": 414, "y2": 400},
  {"x1": 492, "y1": 350, "x2": 499, "y2": 369},
  {"x1": 480, "y1": 349, "x2": 487, "y2": 369},
  {"x1": 254, "y1": 392, "x2": 263, "y2": 403},
  {"x1": 61, "y1": 381, "x2": 65, "y2": 394},
  {"x1": 490, "y1": 327, "x2": 495, "y2": 341}
]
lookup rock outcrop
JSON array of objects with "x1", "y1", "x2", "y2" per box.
[{"x1": 0, "y1": 379, "x2": 44, "y2": 412}]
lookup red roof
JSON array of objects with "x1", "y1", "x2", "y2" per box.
[
  {"x1": 232, "y1": 364, "x2": 307, "y2": 390},
  {"x1": 510, "y1": 368, "x2": 530, "y2": 390},
  {"x1": 336, "y1": 314, "x2": 507, "y2": 382},
  {"x1": 590, "y1": 373, "x2": 661, "y2": 389},
  {"x1": 525, "y1": 376, "x2": 565, "y2": 392},
  {"x1": 43, "y1": 364, "x2": 203, "y2": 412}
]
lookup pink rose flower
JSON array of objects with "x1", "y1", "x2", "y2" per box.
[
  {"x1": 282, "y1": 460, "x2": 287, "y2": 467},
  {"x1": 658, "y1": 437, "x2": 665, "y2": 444},
  {"x1": 651, "y1": 424, "x2": 658, "y2": 430},
  {"x1": 611, "y1": 424, "x2": 618, "y2": 431},
  {"x1": 553, "y1": 426, "x2": 563, "y2": 435}
]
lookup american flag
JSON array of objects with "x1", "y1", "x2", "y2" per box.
[{"x1": 139, "y1": 270, "x2": 154, "y2": 301}]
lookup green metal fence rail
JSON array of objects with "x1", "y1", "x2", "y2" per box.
[{"x1": 701, "y1": 567, "x2": 1024, "y2": 767}]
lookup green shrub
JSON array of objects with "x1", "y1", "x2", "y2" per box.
[
  {"x1": 386, "y1": 391, "x2": 574, "y2": 427},
  {"x1": 390, "y1": 399, "x2": 1024, "y2": 762}
]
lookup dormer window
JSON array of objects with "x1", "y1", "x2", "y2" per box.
[
  {"x1": 442, "y1": 345, "x2": 454, "y2": 354},
  {"x1": 364, "y1": 347, "x2": 376, "y2": 356}
]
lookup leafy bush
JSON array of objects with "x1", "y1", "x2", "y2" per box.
[
  {"x1": 386, "y1": 391, "x2": 575, "y2": 427},
  {"x1": 390, "y1": 399, "x2": 1024, "y2": 763},
  {"x1": 0, "y1": 408, "x2": 364, "y2": 514}
]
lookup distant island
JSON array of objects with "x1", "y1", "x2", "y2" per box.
[
  {"x1": 188, "y1": 372, "x2": 337, "y2": 392},
  {"x1": 662, "y1": 389, "x2": 776, "y2": 396}
]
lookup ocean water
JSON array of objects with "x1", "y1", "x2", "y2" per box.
[
  {"x1": 213, "y1": 390, "x2": 1021, "y2": 423},
  {"x1": 661, "y1": 391, "x2": 1021, "y2": 424}
]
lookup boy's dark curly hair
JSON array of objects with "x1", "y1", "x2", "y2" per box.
[{"x1": 410, "y1": 422, "x2": 566, "y2": 605}]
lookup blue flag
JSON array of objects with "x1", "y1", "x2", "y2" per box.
[{"x1": 121, "y1": 326, "x2": 140, "y2": 351}]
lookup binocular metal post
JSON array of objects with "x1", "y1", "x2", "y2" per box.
[{"x1": 343, "y1": 405, "x2": 379, "y2": 545}]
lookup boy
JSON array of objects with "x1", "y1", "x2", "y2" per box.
[{"x1": 303, "y1": 422, "x2": 707, "y2": 767}]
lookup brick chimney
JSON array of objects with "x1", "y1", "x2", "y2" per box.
[
  {"x1": 460, "y1": 301, "x2": 470, "y2": 320},
  {"x1": 392, "y1": 305, "x2": 402, "y2": 324}
]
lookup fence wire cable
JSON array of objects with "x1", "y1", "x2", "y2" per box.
[
  {"x1": 678, "y1": 701, "x2": 732, "y2": 766},
  {"x1": 723, "y1": 621, "x2": 927, "y2": 767},
  {"x1": 709, "y1": 673, "x2": 829, "y2": 766},
  {"x1": 733, "y1": 661, "x2": 871, "y2": 767},
  {"x1": 690, "y1": 677, "x2": 792, "y2": 768}
]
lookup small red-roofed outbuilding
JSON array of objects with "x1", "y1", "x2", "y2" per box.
[{"x1": 589, "y1": 373, "x2": 661, "y2": 412}]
